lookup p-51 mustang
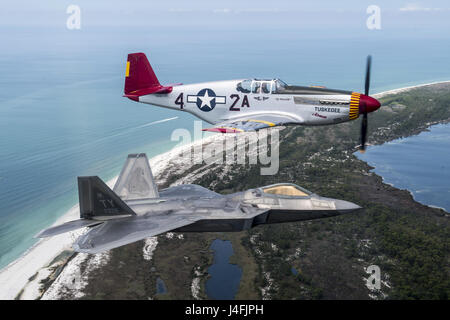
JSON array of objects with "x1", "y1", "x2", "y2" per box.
[
  {"x1": 124, "y1": 53, "x2": 380, "y2": 151},
  {"x1": 36, "y1": 154, "x2": 361, "y2": 253}
]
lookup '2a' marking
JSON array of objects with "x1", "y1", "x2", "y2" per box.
[{"x1": 229, "y1": 94, "x2": 250, "y2": 111}]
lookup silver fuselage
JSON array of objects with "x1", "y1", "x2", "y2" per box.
[
  {"x1": 139, "y1": 80, "x2": 355, "y2": 126},
  {"x1": 119, "y1": 184, "x2": 360, "y2": 233}
]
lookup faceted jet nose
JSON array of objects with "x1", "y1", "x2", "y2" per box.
[
  {"x1": 359, "y1": 94, "x2": 381, "y2": 113},
  {"x1": 334, "y1": 199, "x2": 362, "y2": 214}
]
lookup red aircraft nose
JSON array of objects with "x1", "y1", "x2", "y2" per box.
[{"x1": 359, "y1": 94, "x2": 381, "y2": 113}]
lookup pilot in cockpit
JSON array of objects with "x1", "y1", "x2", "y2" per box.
[
  {"x1": 261, "y1": 82, "x2": 270, "y2": 94},
  {"x1": 252, "y1": 82, "x2": 261, "y2": 94}
]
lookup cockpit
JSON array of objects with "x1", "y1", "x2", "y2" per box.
[
  {"x1": 236, "y1": 79, "x2": 288, "y2": 94},
  {"x1": 261, "y1": 183, "x2": 311, "y2": 197}
]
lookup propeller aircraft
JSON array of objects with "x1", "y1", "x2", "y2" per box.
[{"x1": 124, "y1": 53, "x2": 380, "y2": 152}]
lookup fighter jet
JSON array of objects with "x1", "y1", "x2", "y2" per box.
[
  {"x1": 124, "y1": 53, "x2": 380, "y2": 152},
  {"x1": 36, "y1": 153, "x2": 361, "y2": 253}
]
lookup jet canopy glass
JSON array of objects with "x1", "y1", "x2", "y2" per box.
[
  {"x1": 261, "y1": 183, "x2": 311, "y2": 197},
  {"x1": 236, "y1": 79, "x2": 287, "y2": 94}
]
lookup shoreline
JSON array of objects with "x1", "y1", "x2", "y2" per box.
[{"x1": 1, "y1": 80, "x2": 449, "y2": 300}]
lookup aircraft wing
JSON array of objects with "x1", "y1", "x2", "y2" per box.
[
  {"x1": 72, "y1": 211, "x2": 200, "y2": 253},
  {"x1": 202, "y1": 114, "x2": 299, "y2": 133}
]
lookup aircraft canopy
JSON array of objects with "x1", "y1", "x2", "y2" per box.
[
  {"x1": 261, "y1": 183, "x2": 311, "y2": 197},
  {"x1": 236, "y1": 79, "x2": 287, "y2": 94}
]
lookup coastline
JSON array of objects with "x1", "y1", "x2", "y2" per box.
[{"x1": 1, "y1": 80, "x2": 449, "y2": 300}]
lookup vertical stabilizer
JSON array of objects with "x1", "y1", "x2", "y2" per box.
[
  {"x1": 124, "y1": 53, "x2": 160, "y2": 95},
  {"x1": 113, "y1": 153, "x2": 159, "y2": 200}
]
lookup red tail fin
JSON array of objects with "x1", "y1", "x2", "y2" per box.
[
  {"x1": 124, "y1": 53, "x2": 172, "y2": 101},
  {"x1": 124, "y1": 53, "x2": 160, "y2": 94}
]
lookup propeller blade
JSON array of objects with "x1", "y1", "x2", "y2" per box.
[
  {"x1": 365, "y1": 55, "x2": 372, "y2": 96},
  {"x1": 359, "y1": 113, "x2": 368, "y2": 153},
  {"x1": 359, "y1": 55, "x2": 372, "y2": 152}
]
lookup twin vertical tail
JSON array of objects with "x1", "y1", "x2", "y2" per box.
[
  {"x1": 124, "y1": 53, "x2": 173, "y2": 101},
  {"x1": 35, "y1": 153, "x2": 159, "y2": 238},
  {"x1": 78, "y1": 153, "x2": 159, "y2": 219}
]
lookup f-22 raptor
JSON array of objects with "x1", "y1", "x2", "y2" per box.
[{"x1": 36, "y1": 154, "x2": 361, "y2": 253}]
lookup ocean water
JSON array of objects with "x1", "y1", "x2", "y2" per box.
[
  {"x1": 356, "y1": 123, "x2": 450, "y2": 212},
  {"x1": 1, "y1": 25, "x2": 450, "y2": 269}
]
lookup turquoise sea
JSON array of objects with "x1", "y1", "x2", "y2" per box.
[{"x1": 1, "y1": 24, "x2": 450, "y2": 269}]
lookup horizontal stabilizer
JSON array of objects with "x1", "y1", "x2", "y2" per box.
[
  {"x1": 113, "y1": 153, "x2": 159, "y2": 200},
  {"x1": 35, "y1": 219, "x2": 103, "y2": 238}
]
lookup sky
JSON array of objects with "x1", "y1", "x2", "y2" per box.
[{"x1": 0, "y1": 0, "x2": 449, "y2": 38}]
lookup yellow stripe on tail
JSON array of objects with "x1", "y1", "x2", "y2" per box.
[{"x1": 125, "y1": 61, "x2": 130, "y2": 77}]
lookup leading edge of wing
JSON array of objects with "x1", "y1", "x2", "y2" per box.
[
  {"x1": 72, "y1": 213, "x2": 199, "y2": 253},
  {"x1": 202, "y1": 114, "x2": 300, "y2": 133}
]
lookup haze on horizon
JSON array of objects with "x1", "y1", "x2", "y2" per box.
[{"x1": 0, "y1": 0, "x2": 449, "y2": 38}]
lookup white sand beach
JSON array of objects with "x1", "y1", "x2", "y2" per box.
[{"x1": 0, "y1": 80, "x2": 448, "y2": 300}]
